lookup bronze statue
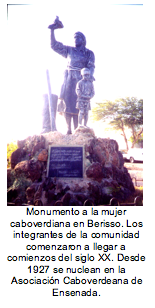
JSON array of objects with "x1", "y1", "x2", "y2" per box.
[
  {"x1": 76, "y1": 68, "x2": 95, "y2": 127},
  {"x1": 48, "y1": 16, "x2": 95, "y2": 134}
]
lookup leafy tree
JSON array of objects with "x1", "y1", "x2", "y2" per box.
[
  {"x1": 7, "y1": 141, "x2": 18, "y2": 167},
  {"x1": 91, "y1": 97, "x2": 143, "y2": 150},
  {"x1": 129, "y1": 134, "x2": 143, "y2": 148}
]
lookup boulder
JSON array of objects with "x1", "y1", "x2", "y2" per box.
[
  {"x1": 26, "y1": 185, "x2": 37, "y2": 203},
  {"x1": 86, "y1": 162, "x2": 103, "y2": 180},
  {"x1": 14, "y1": 159, "x2": 42, "y2": 181},
  {"x1": 17, "y1": 135, "x2": 46, "y2": 155},
  {"x1": 38, "y1": 149, "x2": 48, "y2": 161},
  {"x1": 31, "y1": 141, "x2": 45, "y2": 156},
  {"x1": 7, "y1": 168, "x2": 15, "y2": 188},
  {"x1": 10, "y1": 148, "x2": 26, "y2": 169},
  {"x1": 7, "y1": 187, "x2": 18, "y2": 202}
]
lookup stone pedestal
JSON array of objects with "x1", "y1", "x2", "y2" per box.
[{"x1": 7, "y1": 127, "x2": 135, "y2": 206}]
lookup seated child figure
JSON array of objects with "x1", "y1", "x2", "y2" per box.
[{"x1": 76, "y1": 68, "x2": 95, "y2": 127}]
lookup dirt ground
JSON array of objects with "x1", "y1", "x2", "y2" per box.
[{"x1": 124, "y1": 162, "x2": 143, "y2": 187}]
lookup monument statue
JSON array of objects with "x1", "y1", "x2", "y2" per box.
[
  {"x1": 76, "y1": 68, "x2": 95, "y2": 127},
  {"x1": 48, "y1": 16, "x2": 95, "y2": 134}
]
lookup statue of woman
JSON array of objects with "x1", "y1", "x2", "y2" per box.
[{"x1": 48, "y1": 17, "x2": 95, "y2": 134}]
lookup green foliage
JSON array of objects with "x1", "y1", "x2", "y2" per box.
[
  {"x1": 7, "y1": 141, "x2": 18, "y2": 167},
  {"x1": 91, "y1": 97, "x2": 143, "y2": 149},
  {"x1": 7, "y1": 170, "x2": 16, "y2": 189},
  {"x1": 12, "y1": 174, "x2": 32, "y2": 191},
  {"x1": 7, "y1": 172, "x2": 32, "y2": 202},
  {"x1": 92, "y1": 97, "x2": 143, "y2": 126},
  {"x1": 129, "y1": 134, "x2": 143, "y2": 147}
]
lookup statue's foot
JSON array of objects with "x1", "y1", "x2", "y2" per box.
[{"x1": 67, "y1": 129, "x2": 72, "y2": 135}]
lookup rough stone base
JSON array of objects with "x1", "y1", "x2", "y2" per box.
[{"x1": 7, "y1": 127, "x2": 134, "y2": 206}]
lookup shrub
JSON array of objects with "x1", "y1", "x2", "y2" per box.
[{"x1": 7, "y1": 141, "x2": 18, "y2": 167}]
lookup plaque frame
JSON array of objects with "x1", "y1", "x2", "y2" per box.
[{"x1": 47, "y1": 145, "x2": 84, "y2": 179}]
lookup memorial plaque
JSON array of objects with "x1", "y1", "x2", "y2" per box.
[{"x1": 47, "y1": 146, "x2": 84, "y2": 178}]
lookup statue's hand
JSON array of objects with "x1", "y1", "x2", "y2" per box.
[
  {"x1": 48, "y1": 16, "x2": 64, "y2": 30},
  {"x1": 90, "y1": 75, "x2": 95, "y2": 82}
]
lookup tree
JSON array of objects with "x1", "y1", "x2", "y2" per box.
[
  {"x1": 91, "y1": 97, "x2": 143, "y2": 150},
  {"x1": 129, "y1": 134, "x2": 143, "y2": 148},
  {"x1": 7, "y1": 141, "x2": 18, "y2": 168}
]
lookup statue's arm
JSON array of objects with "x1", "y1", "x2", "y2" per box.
[
  {"x1": 76, "y1": 82, "x2": 81, "y2": 96},
  {"x1": 49, "y1": 28, "x2": 68, "y2": 58},
  {"x1": 50, "y1": 27, "x2": 57, "y2": 48},
  {"x1": 48, "y1": 17, "x2": 68, "y2": 58},
  {"x1": 90, "y1": 83, "x2": 95, "y2": 98}
]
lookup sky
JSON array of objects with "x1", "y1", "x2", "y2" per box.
[{"x1": 6, "y1": 0, "x2": 145, "y2": 147}]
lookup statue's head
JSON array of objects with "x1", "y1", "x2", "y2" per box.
[
  {"x1": 81, "y1": 68, "x2": 90, "y2": 80},
  {"x1": 74, "y1": 32, "x2": 86, "y2": 47}
]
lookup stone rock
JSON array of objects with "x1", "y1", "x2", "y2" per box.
[
  {"x1": 38, "y1": 149, "x2": 48, "y2": 161},
  {"x1": 14, "y1": 159, "x2": 42, "y2": 181},
  {"x1": 40, "y1": 191, "x2": 48, "y2": 206},
  {"x1": 92, "y1": 144, "x2": 107, "y2": 165},
  {"x1": 7, "y1": 169, "x2": 12, "y2": 188},
  {"x1": 112, "y1": 165, "x2": 134, "y2": 192},
  {"x1": 74, "y1": 126, "x2": 95, "y2": 137},
  {"x1": 87, "y1": 138, "x2": 119, "y2": 167},
  {"x1": 102, "y1": 165, "x2": 113, "y2": 178},
  {"x1": 55, "y1": 200, "x2": 63, "y2": 206},
  {"x1": 14, "y1": 160, "x2": 29, "y2": 173},
  {"x1": 7, "y1": 168, "x2": 15, "y2": 189},
  {"x1": 87, "y1": 181, "x2": 102, "y2": 204},
  {"x1": 74, "y1": 193, "x2": 87, "y2": 205},
  {"x1": 86, "y1": 162, "x2": 103, "y2": 180},
  {"x1": 34, "y1": 199, "x2": 43, "y2": 206},
  {"x1": 7, "y1": 187, "x2": 18, "y2": 202},
  {"x1": 7, "y1": 128, "x2": 136, "y2": 205},
  {"x1": 118, "y1": 151, "x2": 124, "y2": 169},
  {"x1": 17, "y1": 139, "x2": 26, "y2": 149},
  {"x1": 34, "y1": 182, "x2": 44, "y2": 201},
  {"x1": 14, "y1": 198, "x2": 23, "y2": 206},
  {"x1": 26, "y1": 185, "x2": 37, "y2": 202},
  {"x1": 46, "y1": 189, "x2": 55, "y2": 204},
  {"x1": 10, "y1": 148, "x2": 26, "y2": 169},
  {"x1": 43, "y1": 177, "x2": 56, "y2": 191},
  {"x1": 109, "y1": 151, "x2": 119, "y2": 166},
  {"x1": 17, "y1": 135, "x2": 46, "y2": 155},
  {"x1": 55, "y1": 181, "x2": 63, "y2": 194},
  {"x1": 61, "y1": 192, "x2": 72, "y2": 206},
  {"x1": 42, "y1": 127, "x2": 95, "y2": 150},
  {"x1": 31, "y1": 141, "x2": 45, "y2": 156}
]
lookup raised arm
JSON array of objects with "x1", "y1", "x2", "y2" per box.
[
  {"x1": 48, "y1": 25, "x2": 57, "y2": 48},
  {"x1": 48, "y1": 17, "x2": 68, "y2": 58}
]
